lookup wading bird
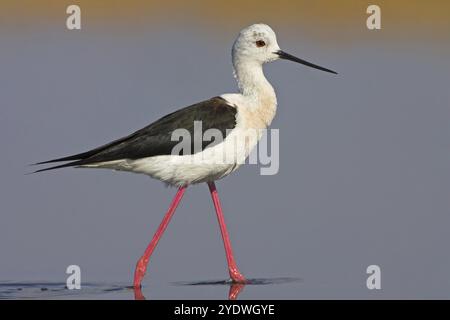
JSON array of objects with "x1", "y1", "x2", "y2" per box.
[{"x1": 35, "y1": 24, "x2": 336, "y2": 289}]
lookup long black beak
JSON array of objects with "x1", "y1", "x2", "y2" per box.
[{"x1": 276, "y1": 50, "x2": 337, "y2": 75}]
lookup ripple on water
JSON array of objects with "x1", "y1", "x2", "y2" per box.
[{"x1": 0, "y1": 282, "x2": 131, "y2": 299}]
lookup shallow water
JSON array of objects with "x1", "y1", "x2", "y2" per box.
[
  {"x1": 0, "y1": 282, "x2": 130, "y2": 299},
  {"x1": 0, "y1": 278, "x2": 301, "y2": 300}
]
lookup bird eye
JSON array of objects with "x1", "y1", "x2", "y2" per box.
[{"x1": 255, "y1": 40, "x2": 266, "y2": 48}]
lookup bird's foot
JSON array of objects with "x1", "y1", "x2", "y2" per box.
[
  {"x1": 229, "y1": 268, "x2": 247, "y2": 284},
  {"x1": 133, "y1": 256, "x2": 149, "y2": 289},
  {"x1": 133, "y1": 286, "x2": 146, "y2": 300}
]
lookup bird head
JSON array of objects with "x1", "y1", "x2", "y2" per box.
[{"x1": 232, "y1": 23, "x2": 337, "y2": 74}]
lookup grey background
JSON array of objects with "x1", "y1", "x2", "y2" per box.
[{"x1": 1, "y1": 11, "x2": 449, "y2": 299}]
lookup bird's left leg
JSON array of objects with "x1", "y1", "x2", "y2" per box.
[
  {"x1": 207, "y1": 181, "x2": 246, "y2": 283},
  {"x1": 133, "y1": 186, "x2": 187, "y2": 288}
]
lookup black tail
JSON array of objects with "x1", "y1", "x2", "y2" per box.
[
  {"x1": 32, "y1": 137, "x2": 127, "y2": 173},
  {"x1": 32, "y1": 159, "x2": 86, "y2": 173},
  {"x1": 32, "y1": 149, "x2": 100, "y2": 173},
  {"x1": 33, "y1": 128, "x2": 141, "y2": 173},
  {"x1": 34, "y1": 149, "x2": 103, "y2": 166},
  {"x1": 32, "y1": 147, "x2": 106, "y2": 173}
]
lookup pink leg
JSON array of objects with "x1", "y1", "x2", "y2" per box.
[
  {"x1": 133, "y1": 186, "x2": 186, "y2": 288},
  {"x1": 208, "y1": 182, "x2": 246, "y2": 283}
]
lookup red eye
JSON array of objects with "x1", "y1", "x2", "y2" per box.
[{"x1": 256, "y1": 40, "x2": 266, "y2": 47}]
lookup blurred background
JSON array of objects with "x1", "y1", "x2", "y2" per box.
[{"x1": 0, "y1": 1, "x2": 449, "y2": 299}]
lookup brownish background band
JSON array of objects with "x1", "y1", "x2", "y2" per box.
[{"x1": 1, "y1": 0, "x2": 449, "y2": 40}]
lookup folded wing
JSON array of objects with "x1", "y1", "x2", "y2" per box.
[{"x1": 34, "y1": 97, "x2": 237, "y2": 172}]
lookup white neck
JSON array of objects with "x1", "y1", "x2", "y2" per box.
[
  {"x1": 233, "y1": 58, "x2": 276, "y2": 103},
  {"x1": 231, "y1": 57, "x2": 278, "y2": 127}
]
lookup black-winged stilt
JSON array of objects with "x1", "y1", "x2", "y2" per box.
[{"x1": 35, "y1": 24, "x2": 337, "y2": 289}]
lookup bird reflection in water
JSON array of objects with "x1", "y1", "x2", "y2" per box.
[{"x1": 133, "y1": 282, "x2": 245, "y2": 300}]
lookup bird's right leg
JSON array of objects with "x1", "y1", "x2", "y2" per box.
[
  {"x1": 133, "y1": 186, "x2": 187, "y2": 288},
  {"x1": 207, "y1": 181, "x2": 246, "y2": 283}
]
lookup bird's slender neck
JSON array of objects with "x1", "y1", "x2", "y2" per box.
[
  {"x1": 233, "y1": 58, "x2": 276, "y2": 104},
  {"x1": 232, "y1": 57, "x2": 277, "y2": 128}
]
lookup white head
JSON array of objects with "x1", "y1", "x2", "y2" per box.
[
  {"x1": 232, "y1": 23, "x2": 337, "y2": 73},
  {"x1": 232, "y1": 24, "x2": 281, "y2": 65}
]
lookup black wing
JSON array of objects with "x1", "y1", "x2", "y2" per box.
[{"x1": 35, "y1": 97, "x2": 237, "y2": 172}]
